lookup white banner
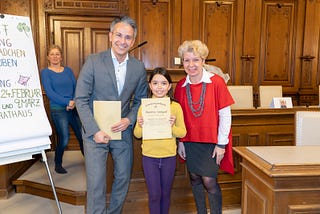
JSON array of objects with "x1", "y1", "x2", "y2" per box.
[{"x1": 0, "y1": 14, "x2": 51, "y2": 164}]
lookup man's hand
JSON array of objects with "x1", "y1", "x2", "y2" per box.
[
  {"x1": 93, "y1": 131, "x2": 111, "y2": 144},
  {"x1": 111, "y1": 118, "x2": 130, "y2": 132}
]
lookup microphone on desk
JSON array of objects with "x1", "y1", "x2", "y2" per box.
[
  {"x1": 205, "y1": 58, "x2": 216, "y2": 62},
  {"x1": 129, "y1": 41, "x2": 148, "y2": 53}
]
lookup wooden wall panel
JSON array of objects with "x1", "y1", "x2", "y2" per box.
[
  {"x1": 232, "y1": 109, "x2": 295, "y2": 147},
  {"x1": 299, "y1": 0, "x2": 320, "y2": 105},
  {"x1": 243, "y1": 181, "x2": 268, "y2": 214},
  {"x1": 91, "y1": 30, "x2": 110, "y2": 54},
  {"x1": 241, "y1": 0, "x2": 306, "y2": 98},
  {"x1": 259, "y1": 2, "x2": 296, "y2": 86},
  {"x1": 180, "y1": 0, "x2": 199, "y2": 43},
  {"x1": 0, "y1": 0, "x2": 32, "y2": 17},
  {"x1": 267, "y1": 132, "x2": 294, "y2": 146},
  {"x1": 199, "y1": 0, "x2": 239, "y2": 79},
  {"x1": 137, "y1": 0, "x2": 171, "y2": 69},
  {"x1": 241, "y1": 0, "x2": 261, "y2": 85},
  {"x1": 169, "y1": 0, "x2": 182, "y2": 68},
  {"x1": 3, "y1": 0, "x2": 319, "y2": 103},
  {"x1": 63, "y1": 30, "x2": 83, "y2": 79}
]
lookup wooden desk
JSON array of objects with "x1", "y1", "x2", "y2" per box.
[{"x1": 234, "y1": 146, "x2": 320, "y2": 214}]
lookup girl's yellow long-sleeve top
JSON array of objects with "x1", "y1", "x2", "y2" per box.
[{"x1": 134, "y1": 100, "x2": 187, "y2": 158}]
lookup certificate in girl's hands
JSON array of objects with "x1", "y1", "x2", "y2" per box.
[
  {"x1": 141, "y1": 97, "x2": 172, "y2": 140},
  {"x1": 93, "y1": 101, "x2": 121, "y2": 140}
]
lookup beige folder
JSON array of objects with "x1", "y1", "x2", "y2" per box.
[{"x1": 93, "y1": 101, "x2": 121, "y2": 140}]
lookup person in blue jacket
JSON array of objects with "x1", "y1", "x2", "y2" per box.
[{"x1": 41, "y1": 44, "x2": 83, "y2": 174}]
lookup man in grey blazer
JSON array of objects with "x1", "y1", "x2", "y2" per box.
[{"x1": 75, "y1": 16, "x2": 148, "y2": 214}]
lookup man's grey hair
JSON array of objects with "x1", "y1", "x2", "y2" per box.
[{"x1": 110, "y1": 16, "x2": 138, "y2": 38}]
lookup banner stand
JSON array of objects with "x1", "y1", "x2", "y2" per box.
[
  {"x1": 41, "y1": 150, "x2": 62, "y2": 214},
  {"x1": 0, "y1": 14, "x2": 61, "y2": 213}
]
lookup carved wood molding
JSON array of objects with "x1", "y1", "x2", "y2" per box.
[
  {"x1": 1, "y1": 0, "x2": 27, "y2": 10},
  {"x1": 206, "y1": 1, "x2": 231, "y2": 17},
  {"x1": 0, "y1": 0, "x2": 29, "y2": 16},
  {"x1": 151, "y1": 0, "x2": 159, "y2": 6},
  {"x1": 288, "y1": 204, "x2": 320, "y2": 214},
  {"x1": 43, "y1": 0, "x2": 129, "y2": 13},
  {"x1": 44, "y1": 0, "x2": 53, "y2": 10}
]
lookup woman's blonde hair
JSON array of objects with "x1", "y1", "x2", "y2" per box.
[
  {"x1": 47, "y1": 44, "x2": 63, "y2": 56},
  {"x1": 178, "y1": 40, "x2": 209, "y2": 59}
]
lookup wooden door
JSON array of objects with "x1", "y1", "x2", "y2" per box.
[{"x1": 49, "y1": 15, "x2": 113, "y2": 78}]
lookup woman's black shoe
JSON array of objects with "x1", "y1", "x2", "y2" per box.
[{"x1": 55, "y1": 166, "x2": 67, "y2": 174}]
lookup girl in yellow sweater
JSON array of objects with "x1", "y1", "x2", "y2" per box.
[{"x1": 134, "y1": 67, "x2": 186, "y2": 214}]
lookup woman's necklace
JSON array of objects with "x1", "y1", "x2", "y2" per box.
[{"x1": 186, "y1": 82, "x2": 206, "y2": 117}]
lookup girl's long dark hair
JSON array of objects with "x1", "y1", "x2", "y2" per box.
[{"x1": 148, "y1": 67, "x2": 175, "y2": 101}]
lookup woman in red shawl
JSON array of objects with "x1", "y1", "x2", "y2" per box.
[{"x1": 174, "y1": 40, "x2": 234, "y2": 214}]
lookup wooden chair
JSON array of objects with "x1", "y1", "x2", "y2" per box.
[
  {"x1": 295, "y1": 111, "x2": 320, "y2": 146},
  {"x1": 259, "y1": 85, "x2": 282, "y2": 108},
  {"x1": 227, "y1": 85, "x2": 254, "y2": 109}
]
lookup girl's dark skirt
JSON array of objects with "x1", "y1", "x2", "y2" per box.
[{"x1": 184, "y1": 142, "x2": 219, "y2": 178}]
